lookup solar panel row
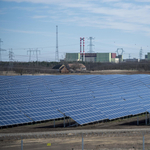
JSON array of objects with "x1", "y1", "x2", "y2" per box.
[{"x1": 0, "y1": 74, "x2": 150, "y2": 127}]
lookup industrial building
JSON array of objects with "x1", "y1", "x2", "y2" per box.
[
  {"x1": 145, "y1": 53, "x2": 150, "y2": 60},
  {"x1": 65, "y1": 37, "x2": 123, "y2": 63},
  {"x1": 65, "y1": 53, "x2": 122, "y2": 63},
  {"x1": 124, "y1": 58, "x2": 140, "y2": 62}
]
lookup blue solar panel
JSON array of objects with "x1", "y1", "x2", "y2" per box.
[
  {"x1": 0, "y1": 106, "x2": 32, "y2": 126},
  {"x1": 1, "y1": 74, "x2": 150, "y2": 127}
]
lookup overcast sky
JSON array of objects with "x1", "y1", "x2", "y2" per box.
[{"x1": 0, "y1": 0, "x2": 150, "y2": 62}]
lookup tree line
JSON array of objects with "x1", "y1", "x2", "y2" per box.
[{"x1": 0, "y1": 61, "x2": 150, "y2": 75}]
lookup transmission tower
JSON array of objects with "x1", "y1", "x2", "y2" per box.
[
  {"x1": 87, "y1": 37, "x2": 95, "y2": 53},
  {"x1": 139, "y1": 47, "x2": 143, "y2": 60},
  {"x1": 116, "y1": 48, "x2": 125, "y2": 55},
  {"x1": 35, "y1": 49, "x2": 40, "y2": 66},
  {"x1": 27, "y1": 49, "x2": 32, "y2": 62},
  {"x1": 129, "y1": 54, "x2": 131, "y2": 59},
  {"x1": 35, "y1": 49, "x2": 40, "y2": 62},
  {"x1": 9, "y1": 48, "x2": 14, "y2": 69},
  {"x1": 55, "y1": 25, "x2": 59, "y2": 62},
  {"x1": 0, "y1": 38, "x2": 6, "y2": 61},
  {"x1": 27, "y1": 49, "x2": 40, "y2": 63}
]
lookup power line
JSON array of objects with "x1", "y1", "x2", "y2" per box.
[
  {"x1": 129, "y1": 54, "x2": 131, "y2": 59},
  {"x1": 27, "y1": 49, "x2": 40, "y2": 62},
  {"x1": 35, "y1": 49, "x2": 40, "y2": 66},
  {"x1": 139, "y1": 47, "x2": 143, "y2": 60},
  {"x1": 55, "y1": 25, "x2": 59, "y2": 62},
  {"x1": 27, "y1": 49, "x2": 32, "y2": 62},
  {"x1": 3, "y1": 44, "x2": 79, "y2": 51},
  {"x1": 9, "y1": 48, "x2": 14, "y2": 69},
  {"x1": 9, "y1": 48, "x2": 14, "y2": 61},
  {"x1": 0, "y1": 38, "x2": 6, "y2": 61}
]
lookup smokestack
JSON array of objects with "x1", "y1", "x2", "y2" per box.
[
  {"x1": 83, "y1": 37, "x2": 85, "y2": 62},
  {"x1": 80, "y1": 37, "x2": 82, "y2": 61}
]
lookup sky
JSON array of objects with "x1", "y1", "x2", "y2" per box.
[{"x1": 0, "y1": 0, "x2": 150, "y2": 62}]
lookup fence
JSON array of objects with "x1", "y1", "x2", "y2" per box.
[{"x1": 1, "y1": 129, "x2": 150, "y2": 150}]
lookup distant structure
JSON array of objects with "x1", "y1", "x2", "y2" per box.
[
  {"x1": 35, "y1": 49, "x2": 40, "y2": 65},
  {"x1": 124, "y1": 58, "x2": 140, "y2": 62},
  {"x1": 80, "y1": 37, "x2": 85, "y2": 61},
  {"x1": 129, "y1": 54, "x2": 131, "y2": 59},
  {"x1": 87, "y1": 37, "x2": 95, "y2": 53},
  {"x1": 9, "y1": 48, "x2": 14, "y2": 69},
  {"x1": 27, "y1": 49, "x2": 32, "y2": 62},
  {"x1": 116, "y1": 48, "x2": 124, "y2": 62},
  {"x1": 52, "y1": 64, "x2": 69, "y2": 73},
  {"x1": 80, "y1": 38, "x2": 82, "y2": 61},
  {"x1": 52, "y1": 63, "x2": 86, "y2": 73},
  {"x1": 55, "y1": 25, "x2": 59, "y2": 62},
  {"x1": 35, "y1": 49, "x2": 40, "y2": 62},
  {"x1": 65, "y1": 37, "x2": 123, "y2": 63},
  {"x1": 27, "y1": 49, "x2": 40, "y2": 63},
  {"x1": 145, "y1": 52, "x2": 150, "y2": 60},
  {"x1": 139, "y1": 47, "x2": 143, "y2": 60},
  {"x1": 145, "y1": 54, "x2": 148, "y2": 60},
  {"x1": 65, "y1": 52, "x2": 121, "y2": 63},
  {"x1": 83, "y1": 37, "x2": 85, "y2": 62},
  {"x1": 116, "y1": 48, "x2": 124, "y2": 55},
  {"x1": 0, "y1": 38, "x2": 6, "y2": 61},
  {"x1": 68, "y1": 63, "x2": 86, "y2": 71}
]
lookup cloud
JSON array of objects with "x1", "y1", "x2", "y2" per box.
[
  {"x1": 101, "y1": 0, "x2": 122, "y2": 2},
  {"x1": 54, "y1": 1, "x2": 150, "y2": 34},
  {"x1": 2, "y1": 28, "x2": 47, "y2": 34},
  {"x1": 2, "y1": 0, "x2": 150, "y2": 35},
  {"x1": 2, "y1": 0, "x2": 71, "y2": 4},
  {"x1": 0, "y1": 11, "x2": 5, "y2": 15},
  {"x1": 32, "y1": 15, "x2": 47, "y2": 19},
  {"x1": 135, "y1": 0, "x2": 150, "y2": 2}
]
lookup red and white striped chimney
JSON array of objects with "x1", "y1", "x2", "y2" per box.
[
  {"x1": 80, "y1": 37, "x2": 82, "y2": 61},
  {"x1": 83, "y1": 37, "x2": 85, "y2": 62}
]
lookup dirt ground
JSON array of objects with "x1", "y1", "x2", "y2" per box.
[
  {"x1": 1, "y1": 115, "x2": 150, "y2": 150},
  {"x1": 90, "y1": 70, "x2": 150, "y2": 75},
  {"x1": 1, "y1": 70, "x2": 150, "y2": 76},
  {"x1": 1, "y1": 134, "x2": 150, "y2": 150}
]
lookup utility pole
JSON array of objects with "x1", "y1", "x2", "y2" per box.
[
  {"x1": 139, "y1": 47, "x2": 143, "y2": 60},
  {"x1": 0, "y1": 38, "x2": 6, "y2": 61},
  {"x1": 87, "y1": 37, "x2": 94, "y2": 53},
  {"x1": 9, "y1": 48, "x2": 14, "y2": 69},
  {"x1": 55, "y1": 25, "x2": 59, "y2": 62}
]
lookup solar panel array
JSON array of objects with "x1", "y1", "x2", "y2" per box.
[{"x1": 0, "y1": 74, "x2": 150, "y2": 127}]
